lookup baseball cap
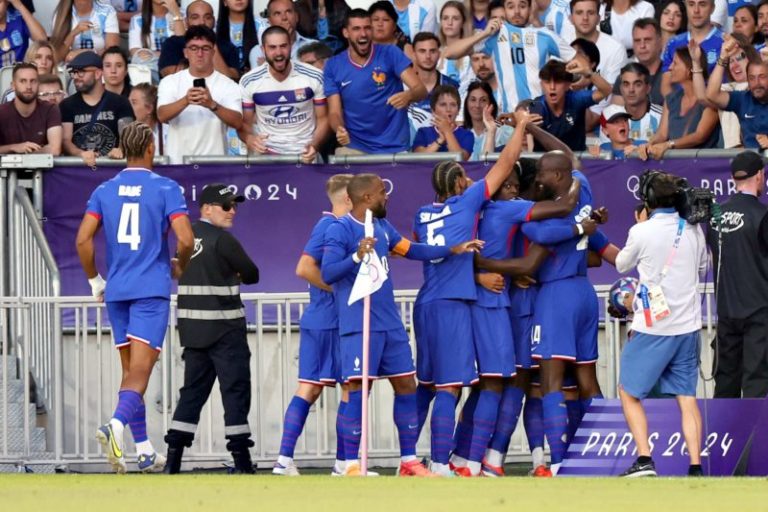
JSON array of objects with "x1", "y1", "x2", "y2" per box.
[
  {"x1": 198, "y1": 183, "x2": 245, "y2": 208},
  {"x1": 600, "y1": 105, "x2": 631, "y2": 129},
  {"x1": 67, "y1": 51, "x2": 103, "y2": 70},
  {"x1": 731, "y1": 151, "x2": 766, "y2": 180}
]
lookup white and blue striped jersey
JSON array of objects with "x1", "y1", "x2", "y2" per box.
[
  {"x1": 128, "y1": 13, "x2": 174, "y2": 52},
  {"x1": 598, "y1": 102, "x2": 662, "y2": 144},
  {"x1": 483, "y1": 22, "x2": 576, "y2": 112},
  {"x1": 53, "y1": 1, "x2": 119, "y2": 53},
  {"x1": 390, "y1": 0, "x2": 436, "y2": 40},
  {"x1": 539, "y1": 0, "x2": 575, "y2": 41}
]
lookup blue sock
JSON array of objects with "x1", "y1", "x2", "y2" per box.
[
  {"x1": 279, "y1": 396, "x2": 311, "y2": 458},
  {"x1": 488, "y1": 386, "x2": 525, "y2": 454},
  {"x1": 343, "y1": 390, "x2": 362, "y2": 461},
  {"x1": 128, "y1": 399, "x2": 148, "y2": 443},
  {"x1": 580, "y1": 393, "x2": 602, "y2": 419},
  {"x1": 416, "y1": 385, "x2": 435, "y2": 435},
  {"x1": 542, "y1": 391, "x2": 568, "y2": 464},
  {"x1": 393, "y1": 393, "x2": 418, "y2": 457},
  {"x1": 523, "y1": 397, "x2": 544, "y2": 450},
  {"x1": 452, "y1": 388, "x2": 479, "y2": 459},
  {"x1": 430, "y1": 391, "x2": 458, "y2": 464},
  {"x1": 335, "y1": 400, "x2": 347, "y2": 461},
  {"x1": 565, "y1": 400, "x2": 582, "y2": 446},
  {"x1": 113, "y1": 389, "x2": 143, "y2": 426},
  {"x1": 468, "y1": 389, "x2": 501, "y2": 463}
]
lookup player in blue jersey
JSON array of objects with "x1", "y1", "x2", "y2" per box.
[
  {"x1": 76, "y1": 122, "x2": 194, "y2": 473},
  {"x1": 321, "y1": 173, "x2": 481, "y2": 477},
  {"x1": 272, "y1": 174, "x2": 354, "y2": 477}
]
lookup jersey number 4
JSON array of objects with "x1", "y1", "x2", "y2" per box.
[{"x1": 117, "y1": 203, "x2": 141, "y2": 251}]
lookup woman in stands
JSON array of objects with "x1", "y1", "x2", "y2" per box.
[
  {"x1": 462, "y1": 81, "x2": 512, "y2": 161},
  {"x1": 51, "y1": 0, "x2": 120, "y2": 61},
  {"x1": 437, "y1": 1, "x2": 473, "y2": 92},
  {"x1": 217, "y1": 0, "x2": 260, "y2": 74},
  {"x1": 129, "y1": 83, "x2": 166, "y2": 156},
  {"x1": 732, "y1": 5, "x2": 765, "y2": 48},
  {"x1": 1, "y1": 41, "x2": 60, "y2": 104},
  {"x1": 655, "y1": 0, "x2": 686, "y2": 51},
  {"x1": 468, "y1": 0, "x2": 491, "y2": 31},
  {"x1": 128, "y1": 0, "x2": 186, "y2": 81},
  {"x1": 413, "y1": 84, "x2": 474, "y2": 161},
  {"x1": 637, "y1": 46, "x2": 720, "y2": 160},
  {"x1": 368, "y1": 1, "x2": 413, "y2": 59},
  {"x1": 103, "y1": 46, "x2": 132, "y2": 97}
]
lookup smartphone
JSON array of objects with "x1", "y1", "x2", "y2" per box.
[{"x1": 193, "y1": 78, "x2": 206, "y2": 89}]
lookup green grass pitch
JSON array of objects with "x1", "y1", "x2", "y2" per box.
[{"x1": 1, "y1": 475, "x2": 767, "y2": 512}]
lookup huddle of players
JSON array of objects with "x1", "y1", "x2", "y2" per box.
[{"x1": 275, "y1": 109, "x2": 614, "y2": 477}]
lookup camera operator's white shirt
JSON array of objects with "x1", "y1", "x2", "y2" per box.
[{"x1": 616, "y1": 209, "x2": 708, "y2": 336}]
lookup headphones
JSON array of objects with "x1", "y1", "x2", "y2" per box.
[{"x1": 638, "y1": 170, "x2": 663, "y2": 210}]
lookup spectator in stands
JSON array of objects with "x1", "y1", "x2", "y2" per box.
[
  {"x1": 219, "y1": 0, "x2": 263, "y2": 73},
  {"x1": 157, "y1": 25, "x2": 243, "y2": 164},
  {"x1": 324, "y1": 9, "x2": 426, "y2": 155},
  {"x1": 297, "y1": 41, "x2": 332, "y2": 69},
  {"x1": 598, "y1": 0, "x2": 655, "y2": 52},
  {"x1": 108, "y1": 0, "x2": 141, "y2": 32},
  {"x1": 249, "y1": 0, "x2": 317, "y2": 70},
  {"x1": 569, "y1": 37, "x2": 600, "y2": 92},
  {"x1": 313, "y1": 0, "x2": 349, "y2": 50},
  {"x1": 534, "y1": 0, "x2": 575, "y2": 38},
  {"x1": 102, "y1": 46, "x2": 132, "y2": 98},
  {"x1": 60, "y1": 51, "x2": 135, "y2": 166},
  {"x1": 462, "y1": 80, "x2": 512, "y2": 160},
  {"x1": 655, "y1": 0, "x2": 687, "y2": 50},
  {"x1": 369, "y1": 1, "x2": 413, "y2": 59},
  {"x1": 594, "y1": 105, "x2": 639, "y2": 159},
  {"x1": 437, "y1": 1, "x2": 473, "y2": 91},
  {"x1": 1, "y1": 40, "x2": 59, "y2": 104},
  {"x1": 638, "y1": 46, "x2": 720, "y2": 159},
  {"x1": 51, "y1": 0, "x2": 121, "y2": 62},
  {"x1": 390, "y1": 0, "x2": 436, "y2": 41},
  {"x1": 611, "y1": 18, "x2": 664, "y2": 106},
  {"x1": 469, "y1": 0, "x2": 491, "y2": 31},
  {"x1": 37, "y1": 74, "x2": 67, "y2": 106},
  {"x1": 128, "y1": 0, "x2": 186, "y2": 80},
  {"x1": 705, "y1": 35, "x2": 768, "y2": 149},
  {"x1": 129, "y1": 82, "x2": 165, "y2": 156},
  {"x1": 528, "y1": 58, "x2": 613, "y2": 151},
  {"x1": 570, "y1": 0, "x2": 627, "y2": 85},
  {"x1": 413, "y1": 85, "x2": 473, "y2": 160},
  {"x1": 469, "y1": 50, "x2": 501, "y2": 105},
  {"x1": 758, "y1": 0, "x2": 768, "y2": 43},
  {"x1": 0, "y1": 0, "x2": 47, "y2": 67},
  {"x1": 158, "y1": 0, "x2": 240, "y2": 80},
  {"x1": 605, "y1": 63, "x2": 661, "y2": 144},
  {"x1": 409, "y1": 32, "x2": 459, "y2": 133},
  {"x1": 732, "y1": 5, "x2": 764, "y2": 47},
  {"x1": 0, "y1": 63, "x2": 62, "y2": 155}
]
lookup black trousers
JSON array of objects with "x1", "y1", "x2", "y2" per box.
[
  {"x1": 166, "y1": 328, "x2": 253, "y2": 451},
  {"x1": 713, "y1": 309, "x2": 768, "y2": 398}
]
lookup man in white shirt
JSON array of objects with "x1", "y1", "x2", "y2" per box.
[
  {"x1": 569, "y1": 0, "x2": 627, "y2": 84},
  {"x1": 614, "y1": 170, "x2": 708, "y2": 478},
  {"x1": 239, "y1": 26, "x2": 328, "y2": 163},
  {"x1": 157, "y1": 25, "x2": 243, "y2": 164}
]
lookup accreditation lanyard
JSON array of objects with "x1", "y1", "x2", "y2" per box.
[{"x1": 638, "y1": 217, "x2": 684, "y2": 326}]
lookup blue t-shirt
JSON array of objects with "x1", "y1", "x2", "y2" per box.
[
  {"x1": 530, "y1": 90, "x2": 596, "y2": 151},
  {"x1": 85, "y1": 168, "x2": 188, "y2": 302},
  {"x1": 508, "y1": 230, "x2": 538, "y2": 317},
  {"x1": 0, "y1": 9, "x2": 30, "y2": 67},
  {"x1": 413, "y1": 180, "x2": 489, "y2": 305},
  {"x1": 299, "y1": 212, "x2": 338, "y2": 330},
  {"x1": 661, "y1": 28, "x2": 723, "y2": 74},
  {"x1": 725, "y1": 90, "x2": 768, "y2": 149},
  {"x1": 412, "y1": 126, "x2": 474, "y2": 156},
  {"x1": 475, "y1": 199, "x2": 534, "y2": 308},
  {"x1": 324, "y1": 44, "x2": 413, "y2": 153}
]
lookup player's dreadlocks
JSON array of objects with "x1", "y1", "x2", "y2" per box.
[
  {"x1": 120, "y1": 121, "x2": 154, "y2": 161},
  {"x1": 431, "y1": 161, "x2": 466, "y2": 201}
]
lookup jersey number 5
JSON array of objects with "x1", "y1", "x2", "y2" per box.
[{"x1": 117, "y1": 203, "x2": 141, "y2": 251}]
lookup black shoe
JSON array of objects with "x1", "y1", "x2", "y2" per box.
[
  {"x1": 620, "y1": 459, "x2": 657, "y2": 477},
  {"x1": 231, "y1": 450, "x2": 255, "y2": 474},
  {"x1": 163, "y1": 446, "x2": 184, "y2": 474},
  {"x1": 688, "y1": 465, "x2": 703, "y2": 477}
]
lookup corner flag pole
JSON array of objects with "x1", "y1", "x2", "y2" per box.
[{"x1": 361, "y1": 293, "x2": 371, "y2": 476}]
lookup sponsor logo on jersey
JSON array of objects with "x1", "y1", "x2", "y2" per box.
[
  {"x1": 372, "y1": 67, "x2": 387, "y2": 88},
  {"x1": 295, "y1": 88, "x2": 306, "y2": 101}
]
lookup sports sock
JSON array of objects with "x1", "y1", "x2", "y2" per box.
[
  {"x1": 335, "y1": 400, "x2": 347, "y2": 465},
  {"x1": 452, "y1": 388, "x2": 479, "y2": 460},
  {"x1": 468, "y1": 389, "x2": 501, "y2": 464},
  {"x1": 278, "y1": 396, "x2": 311, "y2": 458},
  {"x1": 393, "y1": 393, "x2": 419, "y2": 459},
  {"x1": 343, "y1": 390, "x2": 362, "y2": 463},
  {"x1": 415, "y1": 385, "x2": 435, "y2": 435},
  {"x1": 430, "y1": 390, "x2": 458, "y2": 465},
  {"x1": 128, "y1": 399, "x2": 154, "y2": 455},
  {"x1": 542, "y1": 391, "x2": 568, "y2": 465},
  {"x1": 112, "y1": 389, "x2": 143, "y2": 427},
  {"x1": 565, "y1": 400, "x2": 582, "y2": 445},
  {"x1": 488, "y1": 386, "x2": 525, "y2": 457},
  {"x1": 579, "y1": 393, "x2": 602, "y2": 420},
  {"x1": 523, "y1": 397, "x2": 545, "y2": 456}
]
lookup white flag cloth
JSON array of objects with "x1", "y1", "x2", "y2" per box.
[{"x1": 348, "y1": 210, "x2": 389, "y2": 305}]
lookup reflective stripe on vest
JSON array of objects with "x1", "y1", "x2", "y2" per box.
[
  {"x1": 177, "y1": 285, "x2": 240, "y2": 296},
  {"x1": 177, "y1": 307, "x2": 246, "y2": 320}
]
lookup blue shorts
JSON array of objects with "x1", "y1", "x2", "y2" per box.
[
  {"x1": 107, "y1": 297, "x2": 170, "y2": 351},
  {"x1": 510, "y1": 311, "x2": 535, "y2": 369},
  {"x1": 531, "y1": 277, "x2": 598, "y2": 363},
  {"x1": 298, "y1": 328, "x2": 340, "y2": 386},
  {"x1": 619, "y1": 331, "x2": 700, "y2": 399},
  {"x1": 340, "y1": 329, "x2": 415, "y2": 382},
  {"x1": 471, "y1": 305, "x2": 516, "y2": 377},
  {"x1": 414, "y1": 300, "x2": 477, "y2": 388}
]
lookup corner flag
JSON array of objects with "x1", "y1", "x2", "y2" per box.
[{"x1": 347, "y1": 209, "x2": 388, "y2": 305}]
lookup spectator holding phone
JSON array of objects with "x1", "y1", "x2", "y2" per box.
[{"x1": 158, "y1": 25, "x2": 243, "y2": 164}]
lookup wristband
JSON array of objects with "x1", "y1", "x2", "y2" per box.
[
  {"x1": 88, "y1": 274, "x2": 106, "y2": 298},
  {"x1": 576, "y1": 223, "x2": 585, "y2": 236},
  {"x1": 717, "y1": 57, "x2": 729, "y2": 67}
]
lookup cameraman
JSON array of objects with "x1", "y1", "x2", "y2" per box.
[
  {"x1": 614, "y1": 171, "x2": 708, "y2": 477},
  {"x1": 707, "y1": 152, "x2": 768, "y2": 399}
]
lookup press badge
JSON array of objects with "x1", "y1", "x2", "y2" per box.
[{"x1": 646, "y1": 285, "x2": 671, "y2": 322}]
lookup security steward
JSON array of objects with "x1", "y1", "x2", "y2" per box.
[
  {"x1": 164, "y1": 183, "x2": 259, "y2": 473},
  {"x1": 707, "y1": 151, "x2": 768, "y2": 398}
]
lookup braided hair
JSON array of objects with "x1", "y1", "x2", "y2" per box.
[
  {"x1": 431, "y1": 161, "x2": 466, "y2": 201},
  {"x1": 120, "y1": 122, "x2": 154, "y2": 160}
]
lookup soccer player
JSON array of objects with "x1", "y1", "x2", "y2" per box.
[
  {"x1": 321, "y1": 173, "x2": 481, "y2": 477},
  {"x1": 443, "y1": 0, "x2": 575, "y2": 112},
  {"x1": 273, "y1": 174, "x2": 354, "y2": 477},
  {"x1": 75, "y1": 122, "x2": 194, "y2": 473},
  {"x1": 239, "y1": 26, "x2": 328, "y2": 163}
]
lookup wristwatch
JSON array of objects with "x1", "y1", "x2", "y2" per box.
[
  {"x1": 210, "y1": 101, "x2": 219, "y2": 112},
  {"x1": 668, "y1": 139, "x2": 676, "y2": 149}
]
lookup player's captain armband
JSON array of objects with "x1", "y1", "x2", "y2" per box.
[{"x1": 392, "y1": 239, "x2": 411, "y2": 256}]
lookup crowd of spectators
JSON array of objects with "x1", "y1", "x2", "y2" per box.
[{"x1": 1, "y1": 0, "x2": 768, "y2": 163}]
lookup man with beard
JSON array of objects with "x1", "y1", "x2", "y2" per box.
[
  {"x1": 0, "y1": 63, "x2": 62, "y2": 155},
  {"x1": 321, "y1": 173, "x2": 481, "y2": 476},
  {"x1": 408, "y1": 32, "x2": 459, "y2": 134},
  {"x1": 60, "y1": 51, "x2": 134, "y2": 167},
  {"x1": 468, "y1": 50, "x2": 502, "y2": 106},
  {"x1": 239, "y1": 26, "x2": 328, "y2": 164},
  {"x1": 324, "y1": 9, "x2": 427, "y2": 155}
]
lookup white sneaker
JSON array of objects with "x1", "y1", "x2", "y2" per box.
[
  {"x1": 137, "y1": 452, "x2": 166, "y2": 473},
  {"x1": 272, "y1": 460, "x2": 301, "y2": 476},
  {"x1": 96, "y1": 423, "x2": 126, "y2": 474},
  {"x1": 429, "y1": 462, "x2": 455, "y2": 477}
]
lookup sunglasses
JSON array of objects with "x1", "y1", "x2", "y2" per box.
[{"x1": 211, "y1": 202, "x2": 237, "y2": 212}]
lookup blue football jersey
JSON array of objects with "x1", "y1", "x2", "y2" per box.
[
  {"x1": 662, "y1": 28, "x2": 723, "y2": 74},
  {"x1": 508, "y1": 230, "x2": 538, "y2": 317},
  {"x1": 475, "y1": 199, "x2": 534, "y2": 308},
  {"x1": 413, "y1": 179, "x2": 489, "y2": 304},
  {"x1": 299, "y1": 212, "x2": 338, "y2": 330},
  {"x1": 85, "y1": 168, "x2": 188, "y2": 302}
]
